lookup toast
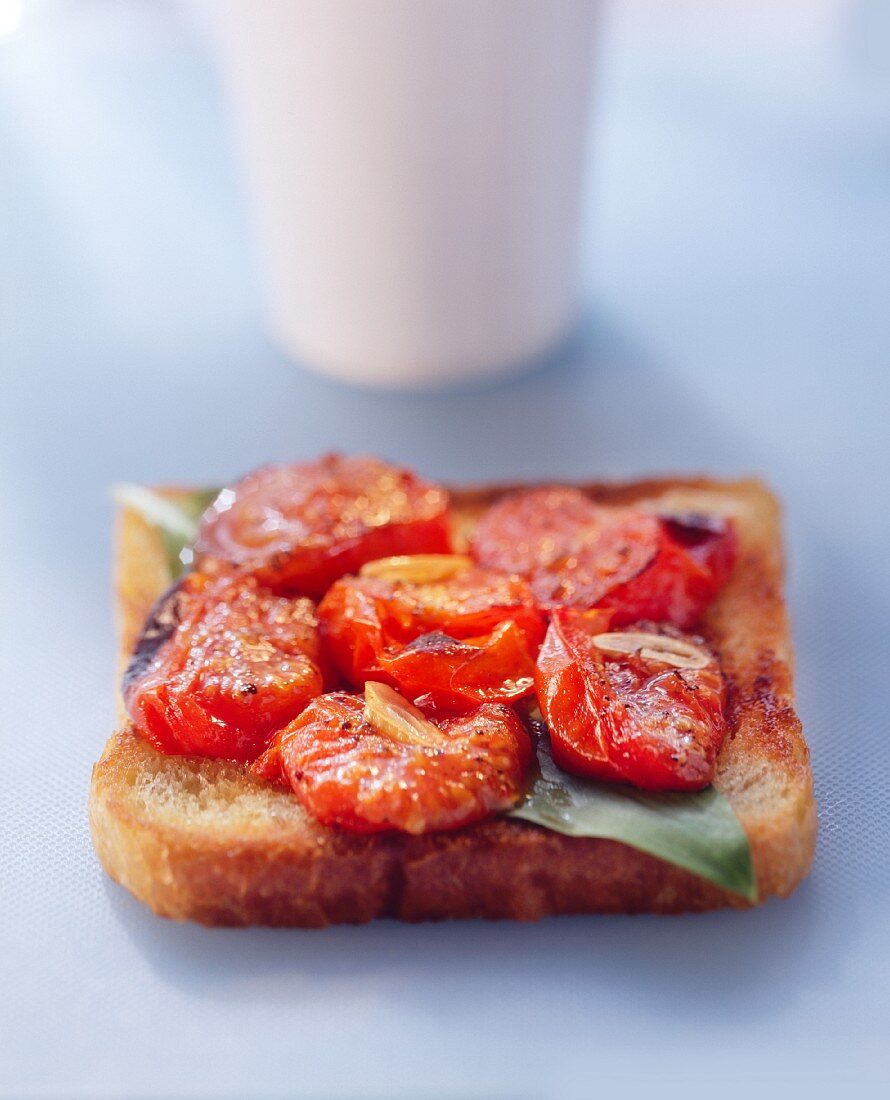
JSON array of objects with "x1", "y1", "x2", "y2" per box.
[{"x1": 89, "y1": 477, "x2": 816, "y2": 925}]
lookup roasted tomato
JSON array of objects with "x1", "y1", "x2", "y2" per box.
[
  {"x1": 470, "y1": 487, "x2": 736, "y2": 628},
  {"x1": 256, "y1": 683, "x2": 531, "y2": 834},
  {"x1": 317, "y1": 557, "x2": 546, "y2": 710},
  {"x1": 195, "y1": 454, "x2": 452, "y2": 598},
  {"x1": 123, "y1": 571, "x2": 326, "y2": 761},
  {"x1": 535, "y1": 608, "x2": 728, "y2": 790},
  {"x1": 378, "y1": 623, "x2": 539, "y2": 712}
]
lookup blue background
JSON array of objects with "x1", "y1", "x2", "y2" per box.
[{"x1": 1, "y1": 2, "x2": 888, "y2": 1097}]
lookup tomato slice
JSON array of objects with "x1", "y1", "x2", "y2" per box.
[
  {"x1": 257, "y1": 688, "x2": 531, "y2": 834},
  {"x1": 317, "y1": 564, "x2": 546, "y2": 710},
  {"x1": 195, "y1": 454, "x2": 452, "y2": 597},
  {"x1": 605, "y1": 512, "x2": 738, "y2": 627},
  {"x1": 471, "y1": 488, "x2": 736, "y2": 628},
  {"x1": 535, "y1": 608, "x2": 728, "y2": 790},
  {"x1": 123, "y1": 571, "x2": 327, "y2": 761},
  {"x1": 380, "y1": 622, "x2": 538, "y2": 711}
]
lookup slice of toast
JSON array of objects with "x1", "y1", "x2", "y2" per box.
[{"x1": 89, "y1": 477, "x2": 816, "y2": 925}]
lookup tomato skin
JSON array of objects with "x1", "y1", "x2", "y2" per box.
[
  {"x1": 472, "y1": 488, "x2": 659, "y2": 609},
  {"x1": 471, "y1": 488, "x2": 736, "y2": 628},
  {"x1": 251, "y1": 736, "x2": 289, "y2": 788},
  {"x1": 535, "y1": 608, "x2": 727, "y2": 791},
  {"x1": 380, "y1": 622, "x2": 537, "y2": 712},
  {"x1": 195, "y1": 454, "x2": 452, "y2": 598},
  {"x1": 317, "y1": 568, "x2": 546, "y2": 710},
  {"x1": 261, "y1": 693, "x2": 531, "y2": 834},
  {"x1": 123, "y1": 572, "x2": 327, "y2": 761},
  {"x1": 603, "y1": 513, "x2": 738, "y2": 628}
]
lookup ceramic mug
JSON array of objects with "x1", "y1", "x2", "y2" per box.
[{"x1": 211, "y1": 0, "x2": 598, "y2": 387}]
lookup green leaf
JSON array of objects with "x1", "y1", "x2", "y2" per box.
[
  {"x1": 112, "y1": 483, "x2": 221, "y2": 580},
  {"x1": 509, "y1": 727, "x2": 757, "y2": 901}
]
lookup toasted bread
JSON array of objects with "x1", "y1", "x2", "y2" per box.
[{"x1": 89, "y1": 477, "x2": 816, "y2": 925}]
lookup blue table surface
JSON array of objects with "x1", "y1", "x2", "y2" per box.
[{"x1": 2, "y1": 2, "x2": 888, "y2": 1098}]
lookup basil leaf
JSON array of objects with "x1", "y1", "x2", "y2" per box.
[
  {"x1": 509, "y1": 727, "x2": 757, "y2": 901},
  {"x1": 112, "y1": 483, "x2": 221, "y2": 579}
]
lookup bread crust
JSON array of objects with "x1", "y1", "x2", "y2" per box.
[{"x1": 90, "y1": 477, "x2": 816, "y2": 924}]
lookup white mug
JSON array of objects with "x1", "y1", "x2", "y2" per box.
[{"x1": 211, "y1": 0, "x2": 598, "y2": 388}]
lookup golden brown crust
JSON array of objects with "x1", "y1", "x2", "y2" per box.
[{"x1": 89, "y1": 476, "x2": 816, "y2": 925}]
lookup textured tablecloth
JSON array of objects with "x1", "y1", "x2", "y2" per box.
[{"x1": 2, "y1": 2, "x2": 888, "y2": 1097}]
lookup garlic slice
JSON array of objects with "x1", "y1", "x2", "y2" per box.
[
  {"x1": 359, "y1": 554, "x2": 473, "y2": 584},
  {"x1": 591, "y1": 631, "x2": 710, "y2": 670},
  {"x1": 358, "y1": 550, "x2": 475, "y2": 585},
  {"x1": 363, "y1": 682, "x2": 447, "y2": 748}
]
